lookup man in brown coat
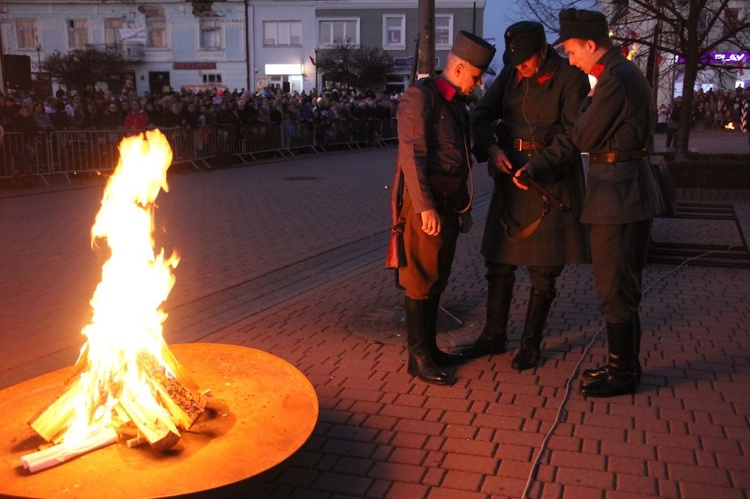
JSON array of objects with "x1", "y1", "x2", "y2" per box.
[
  {"x1": 556, "y1": 8, "x2": 655, "y2": 397},
  {"x1": 389, "y1": 31, "x2": 495, "y2": 385},
  {"x1": 466, "y1": 21, "x2": 589, "y2": 371}
]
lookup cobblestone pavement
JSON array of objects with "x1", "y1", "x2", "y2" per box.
[{"x1": 1, "y1": 129, "x2": 749, "y2": 498}]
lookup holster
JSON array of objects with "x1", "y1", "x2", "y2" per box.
[{"x1": 385, "y1": 220, "x2": 405, "y2": 269}]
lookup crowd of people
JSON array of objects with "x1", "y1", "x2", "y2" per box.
[
  {"x1": 659, "y1": 86, "x2": 750, "y2": 133},
  {"x1": 0, "y1": 82, "x2": 399, "y2": 137},
  {"x1": 0, "y1": 82, "x2": 402, "y2": 181}
]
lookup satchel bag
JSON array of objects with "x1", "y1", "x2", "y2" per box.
[{"x1": 647, "y1": 155, "x2": 677, "y2": 217}]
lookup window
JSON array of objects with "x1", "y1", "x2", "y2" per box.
[
  {"x1": 435, "y1": 15, "x2": 453, "y2": 48},
  {"x1": 68, "y1": 19, "x2": 88, "y2": 49},
  {"x1": 146, "y1": 16, "x2": 167, "y2": 48},
  {"x1": 318, "y1": 18, "x2": 359, "y2": 46},
  {"x1": 200, "y1": 18, "x2": 222, "y2": 49},
  {"x1": 202, "y1": 74, "x2": 222, "y2": 84},
  {"x1": 16, "y1": 19, "x2": 37, "y2": 49},
  {"x1": 105, "y1": 18, "x2": 122, "y2": 48},
  {"x1": 383, "y1": 15, "x2": 405, "y2": 49},
  {"x1": 263, "y1": 21, "x2": 302, "y2": 47}
]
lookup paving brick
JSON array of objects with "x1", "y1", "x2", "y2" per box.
[
  {"x1": 667, "y1": 462, "x2": 731, "y2": 487},
  {"x1": 441, "y1": 437, "x2": 496, "y2": 457},
  {"x1": 367, "y1": 461, "x2": 425, "y2": 483},
  {"x1": 676, "y1": 481, "x2": 746, "y2": 499},
  {"x1": 555, "y1": 460, "x2": 618, "y2": 490},
  {"x1": 310, "y1": 471, "x2": 373, "y2": 496},
  {"x1": 442, "y1": 453, "x2": 499, "y2": 475},
  {"x1": 550, "y1": 449, "x2": 606, "y2": 471},
  {"x1": 440, "y1": 470, "x2": 484, "y2": 492}
]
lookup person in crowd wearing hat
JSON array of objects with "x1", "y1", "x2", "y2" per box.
[
  {"x1": 465, "y1": 21, "x2": 590, "y2": 371},
  {"x1": 555, "y1": 8, "x2": 655, "y2": 398},
  {"x1": 388, "y1": 30, "x2": 495, "y2": 385}
]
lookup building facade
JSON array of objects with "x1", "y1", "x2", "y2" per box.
[{"x1": 0, "y1": 0, "x2": 487, "y2": 97}]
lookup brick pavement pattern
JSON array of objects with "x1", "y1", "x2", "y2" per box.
[{"x1": 1, "y1": 129, "x2": 749, "y2": 498}]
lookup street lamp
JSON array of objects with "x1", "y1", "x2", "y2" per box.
[{"x1": 34, "y1": 43, "x2": 43, "y2": 96}]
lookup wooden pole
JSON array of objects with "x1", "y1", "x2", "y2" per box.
[{"x1": 417, "y1": 0, "x2": 435, "y2": 79}]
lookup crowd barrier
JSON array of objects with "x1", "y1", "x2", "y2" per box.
[{"x1": 0, "y1": 118, "x2": 399, "y2": 184}]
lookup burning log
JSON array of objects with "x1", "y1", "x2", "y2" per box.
[
  {"x1": 29, "y1": 346, "x2": 206, "y2": 447},
  {"x1": 21, "y1": 427, "x2": 118, "y2": 473}
]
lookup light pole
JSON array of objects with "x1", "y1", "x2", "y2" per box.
[
  {"x1": 313, "y1": 46, "x2": 319, "y2": 96},
  {"x1": 34, "y1": 42, "x2": 42, "y2": 96}
]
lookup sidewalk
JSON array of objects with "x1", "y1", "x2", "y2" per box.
[{"x1": 1, "y1": 137, "x2": 749, "y2": 498}]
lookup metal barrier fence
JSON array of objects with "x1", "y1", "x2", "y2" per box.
[{"x1": 0, "y1": 118, "x2": 399, "y2": 183}]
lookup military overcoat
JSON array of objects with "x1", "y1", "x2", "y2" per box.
[{"x1": 471, "y1": 48, "x2": 589, "y2": 266}]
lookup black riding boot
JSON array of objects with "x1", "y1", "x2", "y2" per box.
[
  {"x1": 511, "y1": 290, "x2": 554, "y2": 372},
  {"x1": 405, "y1": 297, "x2": 454, "y2": 385},
  {"x1": 580, "y1": 321, "x2": 639, "y2": 397},
  {"x1": 462, "y1": 282, "x2": 513, "y2": 358},
  {"x1": 581, "y1": 314, "x2": 642, "y2": 382},
  {"x1": 425, "y1": 296, "x2": 466, "y2": 367}
]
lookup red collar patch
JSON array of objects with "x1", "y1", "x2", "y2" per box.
[
  {"x1": 537, "y1": 72, "x2": 554, "y2": 84},
  {"x1": 590, "y1": 64, "x2": 605, "y2": 78},
  {"x1": 435, "y1": 77, "x2": 457, "y2": 101}
]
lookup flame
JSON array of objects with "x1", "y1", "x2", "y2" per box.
[
  {"x1": 66, "y1": 130, "x2": 179, "y2": 440},
  {"x1": 725, "y1": 122, "x2": 735, "y2": 130}
]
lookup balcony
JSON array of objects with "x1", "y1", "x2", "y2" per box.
[{"x1": 87, "y1": 43, "x2": 144, "y2": 62}]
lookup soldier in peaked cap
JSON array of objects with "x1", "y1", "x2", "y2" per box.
[
  {"x1": 387, "y1": 30, "x2": 495, "y2": 385},
  {"x1": 556, "y1": 8, "x2": 656, "y2": 398},
  {"x1": 466, "y1": 21, "x2": 589, "y2": 371}
]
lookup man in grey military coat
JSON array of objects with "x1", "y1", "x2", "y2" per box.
[
  {"x1": 556, "y1": 8, "x2": 655, "y2": 398},
  {"x1": 466, "y1": 21, "x2": 589, "y2": 371}
]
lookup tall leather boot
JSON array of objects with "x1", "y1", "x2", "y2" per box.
[
  {"x1": 581, "y1": 314, "x2": 642, "y2": 382},
  {"x1": 405, "y1": 297, "x2": 454, "y2": 385},
  {"x1": 511, "y1": 290, "x2": 554, "y2": 372},
  {"x1": 580, "y1": 321, "x2": 639, "y2": 397},
  {"x1": 462, "y1": 282, "x2": 513, "y2": 358},
  {"x1": 425, "y1": 295, "x2": 466, "y2": 367}
]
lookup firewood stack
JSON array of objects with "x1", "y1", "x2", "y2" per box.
[{"x1": 28, "y1": 340, "x2": 206, "y2": 450}]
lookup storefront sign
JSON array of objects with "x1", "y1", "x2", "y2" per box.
[{"x1": 173, "y1": 62, "x2": 217, "y2": 70}]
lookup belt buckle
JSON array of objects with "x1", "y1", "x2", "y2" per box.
[{"x1": 513, "y1": 139, "x2": 523, "y2": 151}]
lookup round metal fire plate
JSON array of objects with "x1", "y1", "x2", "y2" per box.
[{"x1": 0, "y1": 343, "x2": 319, "y2": 498}]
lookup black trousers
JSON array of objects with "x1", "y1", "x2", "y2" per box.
[
  {"x1": 485, "y1": 262, "x2": 563, "y2": 297},
  {"x1": 589, "y1": 219, "x2": 652, "y2": 323}
]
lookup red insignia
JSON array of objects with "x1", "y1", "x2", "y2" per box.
[
  {"x1": 435, "y1": 77, "x2": 457, "y2": 101},
  {"x1": 590, "y1": 64, "x2": 605, "y2": 78},
  {"x1": 537, "y1": 72, "x2": 554, "y2": 84}
]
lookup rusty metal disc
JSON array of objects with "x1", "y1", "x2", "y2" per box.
[{"x1": 0, "y1": 343, "x2": 319, "y2": 498}]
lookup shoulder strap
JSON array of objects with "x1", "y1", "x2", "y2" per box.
[{"x1": 415, "y1": 78, "x2": 442, "y2": 136}]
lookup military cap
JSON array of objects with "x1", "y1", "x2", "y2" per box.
[
  {"x1": 553, "y1": 8, "x2": 610, "y2": 45},
  {"x1": 451, "y1": 30, "x2": 497, "y2": 75},
  {"x1": 503, "y1": 21, "x2": 547, "y2": 67}
]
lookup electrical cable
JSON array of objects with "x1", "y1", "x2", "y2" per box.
[{"x1": 519, "y1": 245, "x2": 740, "y2": 498}]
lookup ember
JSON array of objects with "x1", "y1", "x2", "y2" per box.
[{"x1": 23, "y1": 130, "x2": 206, "y2": 472}]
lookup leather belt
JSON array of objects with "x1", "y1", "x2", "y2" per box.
[
  {"x1": 586, "y1": 149, "x2": 648, "y2": 163},
  {"x1": 513, "y1": 138, "x2": 545, "y2": 151}
]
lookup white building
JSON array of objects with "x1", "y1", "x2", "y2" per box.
[{"x1": 0, "y1": 0, "x2": 486, "y2": 97}]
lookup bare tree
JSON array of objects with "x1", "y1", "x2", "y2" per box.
[
  {"x1": 42, "y1": 48, "x2": 130, "y2": 95},
  {"x1": 511, "y1": 0, "x2": 750, "y2": 158},
  {"x1": 317, "y1": 40, "x2": 393, "y2": 94}
]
